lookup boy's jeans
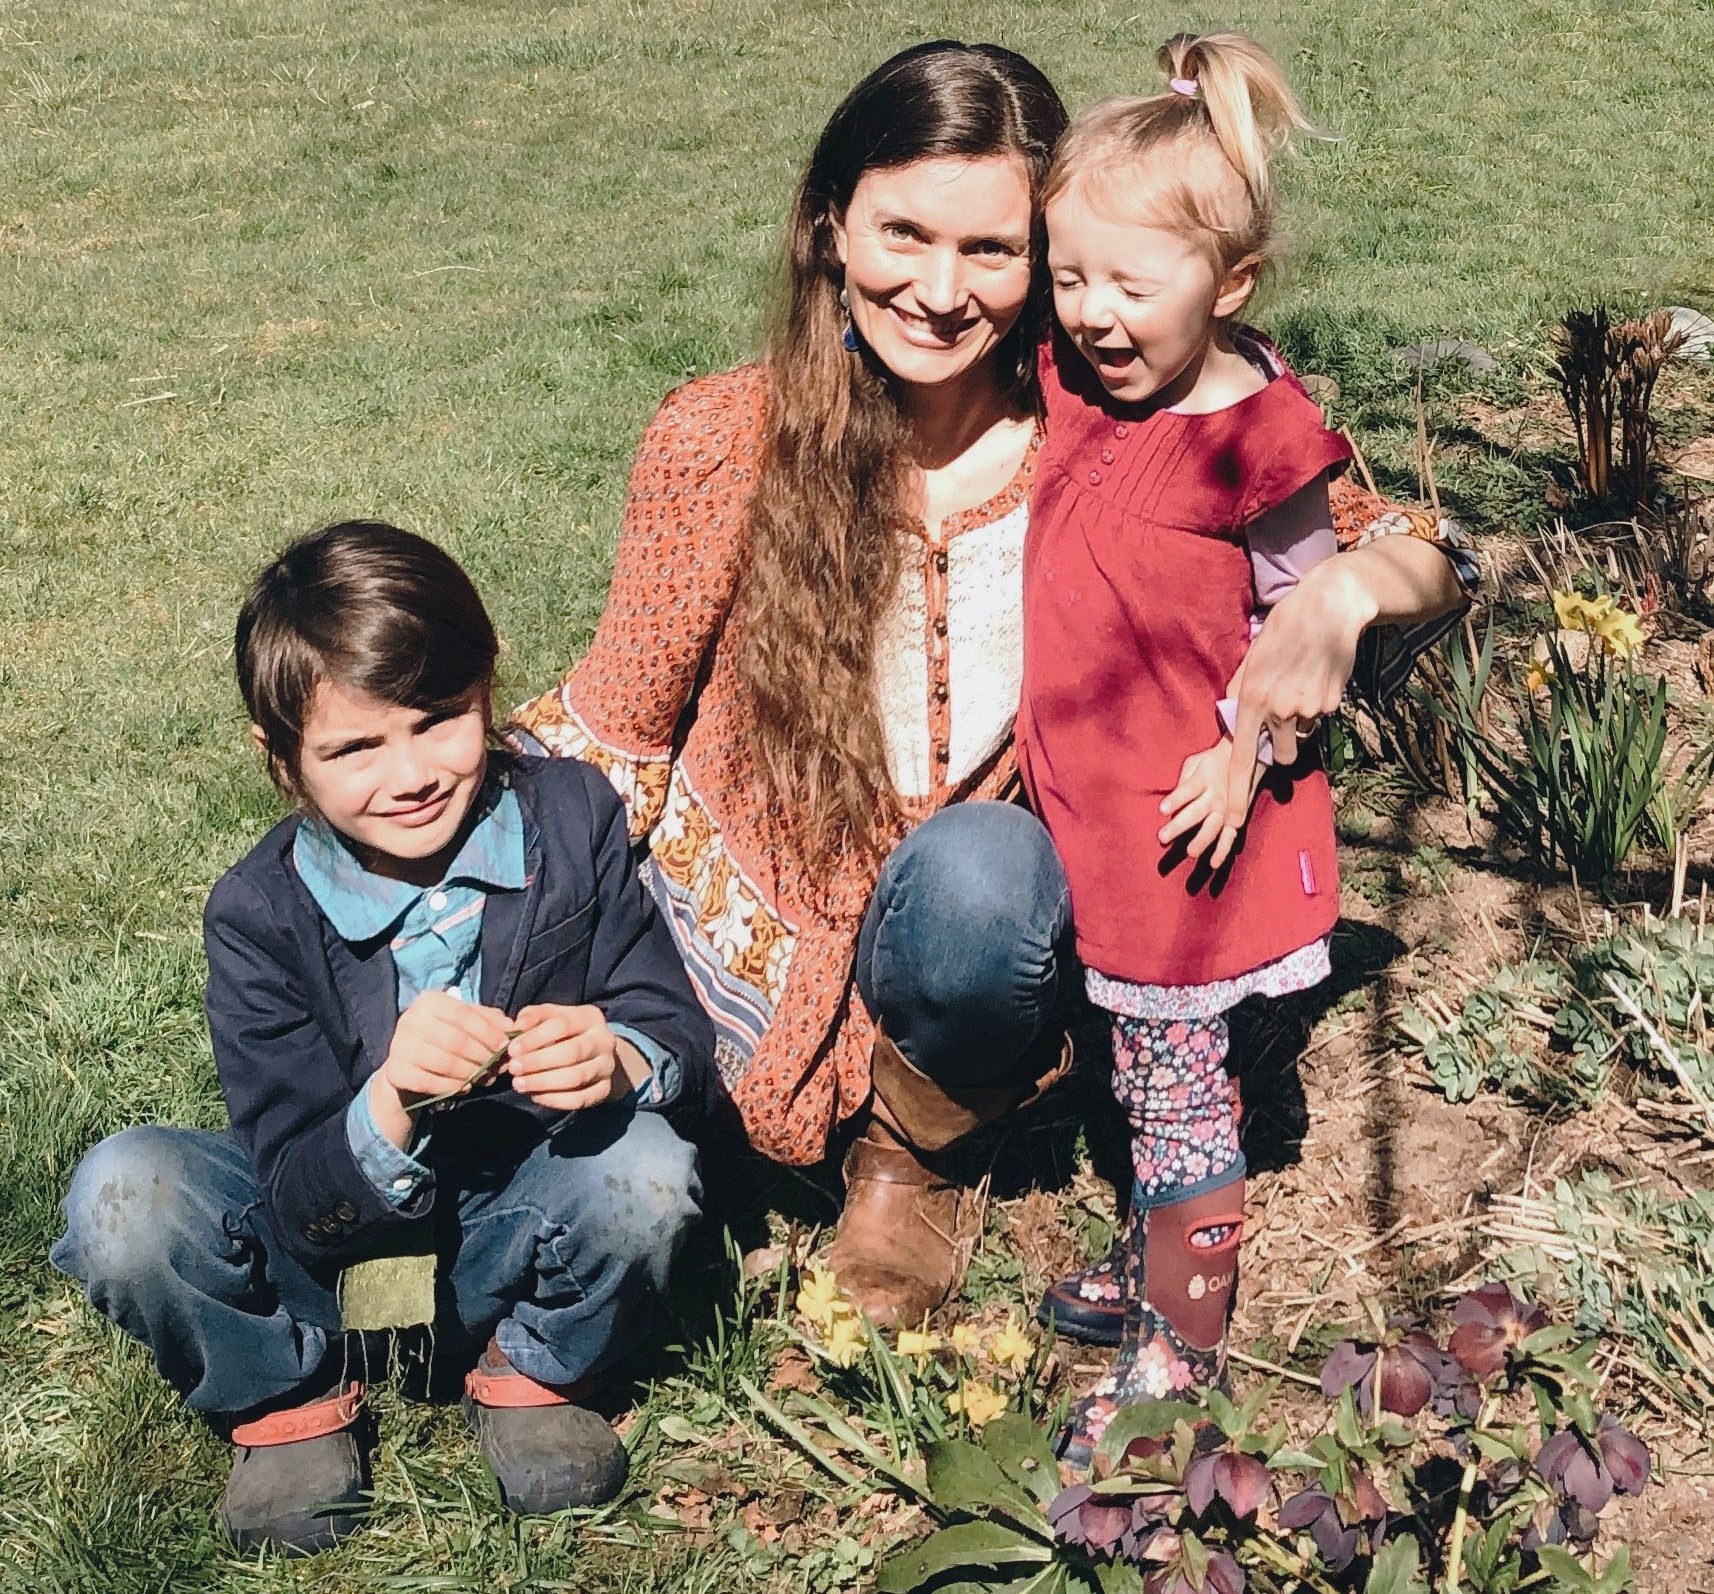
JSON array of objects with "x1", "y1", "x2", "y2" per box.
[{"x1": 51, "y1": 1108, "x2": 701, "y2": 1417}]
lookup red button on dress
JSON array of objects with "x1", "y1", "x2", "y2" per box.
[{"x1": 1019, "y1": 327, "x2": 1353, "y2": 989}]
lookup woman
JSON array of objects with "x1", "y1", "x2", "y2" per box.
[{"x1": 513, "y1": 42, "x2": 1474, "y2": 1328}]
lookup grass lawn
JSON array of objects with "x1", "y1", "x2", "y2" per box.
[{"x1": 3, "y1": 0, "x2": 1713, "y2": 1588}]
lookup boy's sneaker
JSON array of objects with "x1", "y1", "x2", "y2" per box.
[
  {"x1": 463, "y1": 1339, "x2": 629, "y2": 1513},
  {"x1": 222, "y1": 1381, "x2": 369, "y2": 1553}
]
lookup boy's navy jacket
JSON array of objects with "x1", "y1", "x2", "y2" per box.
[{"x1": 203, "y1": 755, "x2": 716, "y2": 1269}]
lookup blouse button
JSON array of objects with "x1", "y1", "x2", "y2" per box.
[
  {"x1": 1100, "y1": 448, "x2": 1115, "y2": 464},
  {"x1": 1088, "y1": 469, "x2": 1102, "y2": 485},
  {"x1": 932, "y1": 549, "x2": 948, "y2": 573},
  {"x1": 1114, "y1": 423, "x2": 1130, "y2": 439}
]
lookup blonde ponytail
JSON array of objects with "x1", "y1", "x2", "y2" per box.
[
  {"x1": 1043, "y1": 31, "x2": 1321, "y2": 275},
  {"x1": 1159, "y1": 32, "x2": 1316, "y2": 217}
]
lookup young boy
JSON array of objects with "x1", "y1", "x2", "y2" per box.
[{"x1": 52, "y1": 521, "x2": 714, "y2": 1553}]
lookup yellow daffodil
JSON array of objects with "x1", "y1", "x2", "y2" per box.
[
  {"x1": 1551, "y1": 589, "x2": 1646, "y2": 660},
  {"x1": 989, "y1": 1314, "x2": 1036, "y2": 1378},
  {"x1": 945, "y1": 1380, "x2": 1008, "y2": 1427},
  {"x1": 795, "y1": 1264, "x2": 846, "y2": 1329},
  {"x1": 823, "y1": 1313, "x2": 867, "y2": 1368},
  {"x1": 896, "y1": 1327, "x2": 944, "y2": 1364},
  {"x1": 948, "y1": 1323, "x2": 984, "y2": 1356},
  {"x1": 1593, "y1": 605, "x2": 1646, "y2": 658}
]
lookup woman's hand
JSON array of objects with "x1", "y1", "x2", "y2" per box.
[
  {"x1": 1223, "y1": 537, "x2": 1465, "y2": 818},
  {"x1": 505, "y1": 1004, "x2": 650, "y2": 1114},
  {"x1": 370, "y1": 991, "x2": 515, "y2": 1149}
]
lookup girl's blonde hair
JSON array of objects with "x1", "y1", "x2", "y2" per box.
[{"x1": 1044, "y1": 32, "x2": 1317, "y2": 273}]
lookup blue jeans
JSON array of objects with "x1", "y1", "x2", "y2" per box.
[
  {"x1": 856, "y1": 801, "x2": 1073, "y2": 1089},
  {"x1": 51, "y1": 1109, "x2": 702, "y2": 1417}
]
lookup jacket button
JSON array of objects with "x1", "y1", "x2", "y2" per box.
[
  {"x1": 934, "y1": 744, "x2": 950, "y2": 764},
  {"x1": 933, "y1": 617, "x2": 948, "y2": 638},
  {"x1": 1100, "y1": 448, "x2": 1115, "y2": 464},
  {"x1": 334, "y1": 1201, "x2": 358, "y2": 1222},
  {"x1": 1114, "y1": 423, "x2": 1130, "y2": 439},
  {"x1": 933, "y1": 682, "x2": 949, "y2": 704},
  {"x1": 932, "y1": 549, "x2": 948, "y2": 573},
  {"x1": 1088, "y1": 469, "x2": 1102, "y2": 485}
]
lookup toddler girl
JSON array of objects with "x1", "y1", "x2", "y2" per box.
[{"x1": 1017, "y1": 32, "x2": 1350, "y2": 1462}]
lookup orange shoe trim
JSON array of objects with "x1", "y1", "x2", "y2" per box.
[
  {"x1": 230, "y1": 1382, "x2": 364, "y2": 1447},
  {"x1": 465, "y1": 1361, "x2": 596, "y2": 1409}
]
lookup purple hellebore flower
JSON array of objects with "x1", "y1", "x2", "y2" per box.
[
  {"x1": 1145, "y1": 1550, "x2": 1245, "y2": 1594},
  {"x1": 1319, "y1": 1331, "x2": 1447, "y2": 1417},
  {"x1": 1278, "y1": 1473, "x2": 1388, "y2": 1573},
  {"x1": 1596, "y1": 1415, "x2": 1652, "y2": 1496},
  {"x1": 1535, "y1": 1429, "x2": 1613, "y2": 1513},
  {"x1": 1448, "y1": 1282, "x2": 1548, "y2": 1380},
  {"x1": 1536, "y1": 1417, "x2": 1650, "y2": 1515},
  {"x1": 1048, "y1": 1483, "x2": 1134, "y2": 1559},
  {"x1": 1184, "y1": 1450, "x2": 1271, "y2": 1519}
]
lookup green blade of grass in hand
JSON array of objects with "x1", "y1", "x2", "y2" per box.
[{"x1": 403, "y1": 1030, "x2": 519, "y2": 1116}]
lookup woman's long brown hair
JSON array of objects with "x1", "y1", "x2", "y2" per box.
[{"x1": 733, "y1": 42, "x2": 1067, "y2": 876}]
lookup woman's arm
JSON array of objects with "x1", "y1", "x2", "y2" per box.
[
  {"x1": 1222, "y1": 532, "x2": 1469, "y2": 819},
  {"x1": 510, "y1": 366, "x2": 767, "y2": 838}
]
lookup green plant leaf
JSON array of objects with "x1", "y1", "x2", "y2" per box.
[
  {"x1": 1533, "y1": 1544, "x2": 1598, "y2": 1594},
  {"x1": 925, "y1": 1439, "x2": 1041, "y2": 1521},
  {"x1": 1595, "y1": 1544, "x2": 1635, "y2": 1594},
  {"x1": 1094, "y1": 1563, "x2": 1146, "y2": 1594},
  {"x1": 1472, "y1": 1431, "x2": 1525, "y2": 1464},
  {"x1": 874, "y1": 1522, "x2": 1053, "y2": 1594},
  {"x1": 1519, "y1": 1324, "x2": 1581, "y2": 1355},
  {"x1": 1204, "y1": 1388, "x2": 1241, "y2": 1436},
  {"x1": 982, "y1": 1413, "x2": 1066, "y2": 1507},
  {"x1": 1364, "y1": 1534, "x2": 1421, "y2": 1594},
  {"x1": 1094, "y1": 1400, "x2": 1203, "y2": 1467}
]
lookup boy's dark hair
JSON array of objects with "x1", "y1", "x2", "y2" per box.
[{"x1": 236, "y1": 520, "x2": 499, "y2": 792}]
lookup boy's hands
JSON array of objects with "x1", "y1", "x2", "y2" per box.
[
  {"x1": 370, "y1": 990, "x2": 515, "y2": 1148},
  {"x1": 1158, "y1": 736, "x2": 1264, "y2": 870},
  {"x1": 505, "y1": 1004, "x2": 652, "y2": 1113}
]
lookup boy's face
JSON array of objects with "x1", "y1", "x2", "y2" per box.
[{"x1": 272, "y1": 680, "x2": 489, "y2": 883}]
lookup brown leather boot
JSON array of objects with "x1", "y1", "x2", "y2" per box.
[{"x1": 825, "y1": 1027, "x2": 1072, "y2": 1329}]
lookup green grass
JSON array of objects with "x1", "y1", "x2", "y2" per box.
[{"x1": 4, "y1": 0, "x2": 1713, "y2": 1585}]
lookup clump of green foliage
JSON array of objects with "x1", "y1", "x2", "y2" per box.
[
  {"x1": 1427, "y1": 624, "x2": 1714, "y2": 887},
  {"x1": 1490, "y1": 1169, "x2": 1714, "y2": 1418},
  {"x1": 1399, "y1": 916, "x2": 1714, "y2": 1111}
]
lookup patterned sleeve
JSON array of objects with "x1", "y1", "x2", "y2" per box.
[
  {"x1": 1328, "y1": 475, "x2": 1482, "y2": 704},
  {"x1": 510, "y1": 366, "x2": 768, "y2": 838}
]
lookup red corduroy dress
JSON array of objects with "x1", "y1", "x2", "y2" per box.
[{"x1": 1018, "y1": 329, "x2": 1354, "y2": 988}]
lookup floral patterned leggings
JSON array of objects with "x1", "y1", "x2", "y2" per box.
[{"x1": 1108, "y1": 1011, "x2": 1244, "y2": 1211}]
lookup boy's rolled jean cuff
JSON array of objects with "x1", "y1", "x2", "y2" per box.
[{"x1": 52, "y1": 1111, "x2": 702, "y2": 1415}]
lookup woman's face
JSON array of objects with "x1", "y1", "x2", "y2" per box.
[{"x1": 831, "y1": 154, "x2": 1034, "y2": 394}]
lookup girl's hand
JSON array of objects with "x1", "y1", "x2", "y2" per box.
[
  {"x1": 370, "y1": 991, "x2": 515, "y2": 1147},
  {"x1": 506, "y1": 1004, "x2": 649, "y2": 1113},
  {"x1": 1159, "y1": 737, "x2": 1260, "y2": 869}
]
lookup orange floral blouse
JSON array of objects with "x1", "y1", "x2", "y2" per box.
[{"x1": 512, "y1": 364, "x2": 1476, "y2": 1166}]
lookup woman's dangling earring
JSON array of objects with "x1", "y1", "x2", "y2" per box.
[{"x1": 839, "y1": 286, "x2": 858, "y2": 354}]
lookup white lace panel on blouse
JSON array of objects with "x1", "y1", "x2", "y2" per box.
[{"x1": 872, "y1": 500, "x2": 1028, "y2": 801}]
